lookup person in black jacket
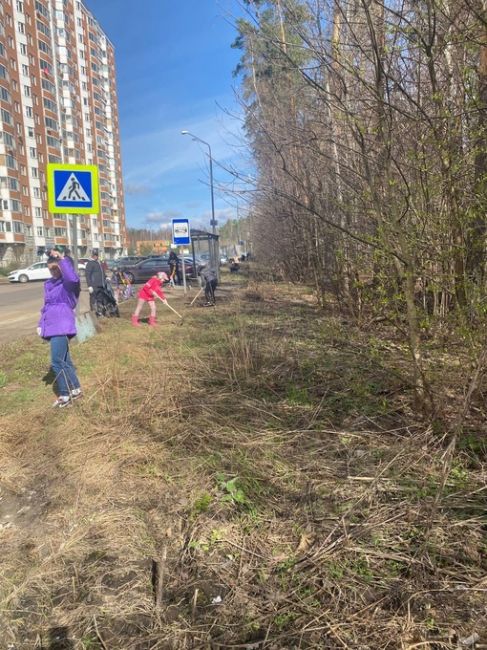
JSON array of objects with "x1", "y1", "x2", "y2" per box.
[
  {"x1": 168, "y1": 250, "x2": 181, "y2": 286},
  {"x1": 85, "y1": 250, "x2": 106, "y2": 312},
  {"x1": 200, "y1": 266, "x2": 218, "y2": 306}
]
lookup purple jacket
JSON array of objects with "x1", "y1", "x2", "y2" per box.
[{"x1": 38, "y1": 258, "x2": 80, "y2": 339}]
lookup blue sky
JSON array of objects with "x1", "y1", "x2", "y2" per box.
[{"x1": 82, "y1": 0, "x2": 247, "y2": 230}]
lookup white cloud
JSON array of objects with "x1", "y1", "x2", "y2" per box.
[
  {"x1": 123, "y1": 107, "x2": 245, "y2": 185},
  {"x1": 144, "y1": 210, "x2": 182, "y2": 224},
  {"x1": 125, "y1": 183, "x2": 152, "y2": 196}
]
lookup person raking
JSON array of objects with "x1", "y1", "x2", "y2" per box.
[{"x1": 131, "y1": 271, "x2": 169, "y2": 327}]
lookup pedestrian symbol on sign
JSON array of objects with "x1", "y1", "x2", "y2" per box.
[
  {"x1": 47, "y1": 164, "x2": 100, "y2": 214},
  {"x1": 56, "y1": 173, "x2": 90, "y2": 203}
]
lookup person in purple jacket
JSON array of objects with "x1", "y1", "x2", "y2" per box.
[{"x1": 38, "y1": 249, "x2": 82, "y2": 408}]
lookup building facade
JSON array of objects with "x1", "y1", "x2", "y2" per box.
[{"x1": 0, "y1": 0, "x2": 126, "y2": 266}]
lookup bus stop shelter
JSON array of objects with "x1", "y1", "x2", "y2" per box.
[{"x1": 190, "y1": 229, "x2": 219, "y2": 277}]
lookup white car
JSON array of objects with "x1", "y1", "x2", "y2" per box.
[
  {"x1": 8, "y1": 261, "x2": 51, "y2": 283},
  {"x1": 77, "y1": 258, "x2": 90, "y2": 271}
]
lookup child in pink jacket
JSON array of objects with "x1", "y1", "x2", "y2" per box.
[{"x1": 131, "y1": 272, "x2": 168, "y2": 327}]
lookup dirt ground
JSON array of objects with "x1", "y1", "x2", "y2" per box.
[{"x1": 0, "y1": 276, "x2": 485, "y2": 649}]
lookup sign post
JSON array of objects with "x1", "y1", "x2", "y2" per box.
[
  {"x1": 172, "y1": 218, "x2": 191, "y2": 294},
  {"x1": 47, "y1": 163, "x2": 100, "y2": 316},
  {"x1": 47, "y1": 163, "x2": 100, "y2": 267}
]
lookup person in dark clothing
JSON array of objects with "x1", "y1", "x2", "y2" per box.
[
  {"x1": 168, "y1": 250, "x2": 181, "y2": 286},
  {"x1": 63, "y1": 247, "x2": 75, "y2": 269},
  {"x1": 200, "y1": 267, "x2": 218, "y2": 306},
  {"x1": 85, "y1": 250, "x2": 106, "y2": 313}
]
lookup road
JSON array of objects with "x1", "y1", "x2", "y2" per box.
[{"x1": 0, "y1": 281, "x2": 90, "y2": 344}]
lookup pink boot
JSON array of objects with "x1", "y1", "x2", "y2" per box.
[
  {"x1": 148, "y1": 316, "x2": 157, "y2": 327},
  {"x1": 131, "y1": 314, "x2": 140, "y2": 327}
]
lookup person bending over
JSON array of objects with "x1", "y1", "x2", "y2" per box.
[{"x1": 131, "y1": 272, "x2": 169, "y2": 326}]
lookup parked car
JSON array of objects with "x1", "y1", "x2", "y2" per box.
[
  {"x1": 114, "y1": 256, "x2": 146, "y2": 267},
  {"x1": 8, "y1": 261, "x2": 51, "y2": 283},
  {"x1": 77, "y1": 257, "x2": 91, "y2": 271},
  {"x1": 183, "y1": 256, "x2": 206, "y2": 269},
  {"x1": 123, "y1": 256, "x2": 202, "y2": 284}
]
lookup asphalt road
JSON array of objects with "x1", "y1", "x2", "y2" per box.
[{"x1": 0, "y1": 281, "x2": 90, "y2": 344}]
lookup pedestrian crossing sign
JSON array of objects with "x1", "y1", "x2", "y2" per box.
[{"x1": 47, "y1": 163, "x2": 100, "y2": 214}]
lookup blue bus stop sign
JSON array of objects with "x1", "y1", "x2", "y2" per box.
[{"x1": 172, "y1": 219, "x2": 191, "y2": 246}]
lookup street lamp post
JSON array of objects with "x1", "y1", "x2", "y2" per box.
[{"x1": 181, "y1": 131, "x2": 216, "y2": 236}]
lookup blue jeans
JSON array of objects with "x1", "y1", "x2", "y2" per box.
[{"x1": 50, "y1": 336, "x2": 80, "y2": 397}]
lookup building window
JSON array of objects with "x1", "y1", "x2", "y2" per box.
[
  {"x1": 6, "y1": 154, "x2": 16, "y2": 169},
  {"x1": 35, "y1": 1, "x2": 49, "y2": 19},
  {"x1": 1, "y1": 108, "x2": 12, "y2": 124},
  {"x1": 37, "y1": 226, "x2": 43, "y2": 236},
  {"x1": 18, "y1": 21, "x2": 25, "y2": 34},
  {"x1": 35, "y1": 208, "x2": 42, "y2": 217},
  {"x1": 36, "y1": 20, "x2": 50, "y2": 37},
  {"x1": 45, "y1": 117, "x2": 58, "y2": 130},
  {"x1": 43, "y1": 97, "x2": 57, "y2": 112},
  {"x1": 38, "y1": 40, "x2": 51, "y2": 55},
  {"x1": 0, "y1": 221, "x2": 12, "y2": 232},
  {"x1": 0, "y1": 86, "x2": 11, "y2": 102},
  {"x1": 41, "y1": 79, "x2": 55, "y2": 94},
  {"x1": 29, "y1": 147, "x2": 37, "y2": 158},
  {"x1": 54, "y1": 227, "x2": 66, "y2": 237}
]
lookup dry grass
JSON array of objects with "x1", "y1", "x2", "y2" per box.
[{"x1": 0, "y1": 278, "x2": 485, "y2": 649}]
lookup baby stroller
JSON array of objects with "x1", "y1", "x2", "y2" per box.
[{"x1": 94, "y1": 284, "x2": 120, "y2": 318}]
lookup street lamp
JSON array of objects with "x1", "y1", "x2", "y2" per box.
[{"x1": 181, "y1": 130, "x2": 216, "y2": 236}]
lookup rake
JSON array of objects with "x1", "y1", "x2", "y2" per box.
[
  {"x1": 189, "y1": 287, "x2": 204, "y2": 307},
  {"x1": 157, "y1": 295, "x2": 184, "y2": 321}
]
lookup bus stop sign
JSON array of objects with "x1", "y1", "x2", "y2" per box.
[{"x1": 172, "y1": 218, "x2": 191, "y2": 246}]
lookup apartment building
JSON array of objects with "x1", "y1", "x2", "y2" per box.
[{"x1": 0, "y1": 0, "x2": 126, "y2": 266}]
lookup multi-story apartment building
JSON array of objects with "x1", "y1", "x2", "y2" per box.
[{"x1": 0, "y1": 0, "x2": 126, "y2": 266}]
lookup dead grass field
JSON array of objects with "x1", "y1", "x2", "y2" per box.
[{"x1": 0, "y1": 276, "x2": 485, "y2": 649}]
